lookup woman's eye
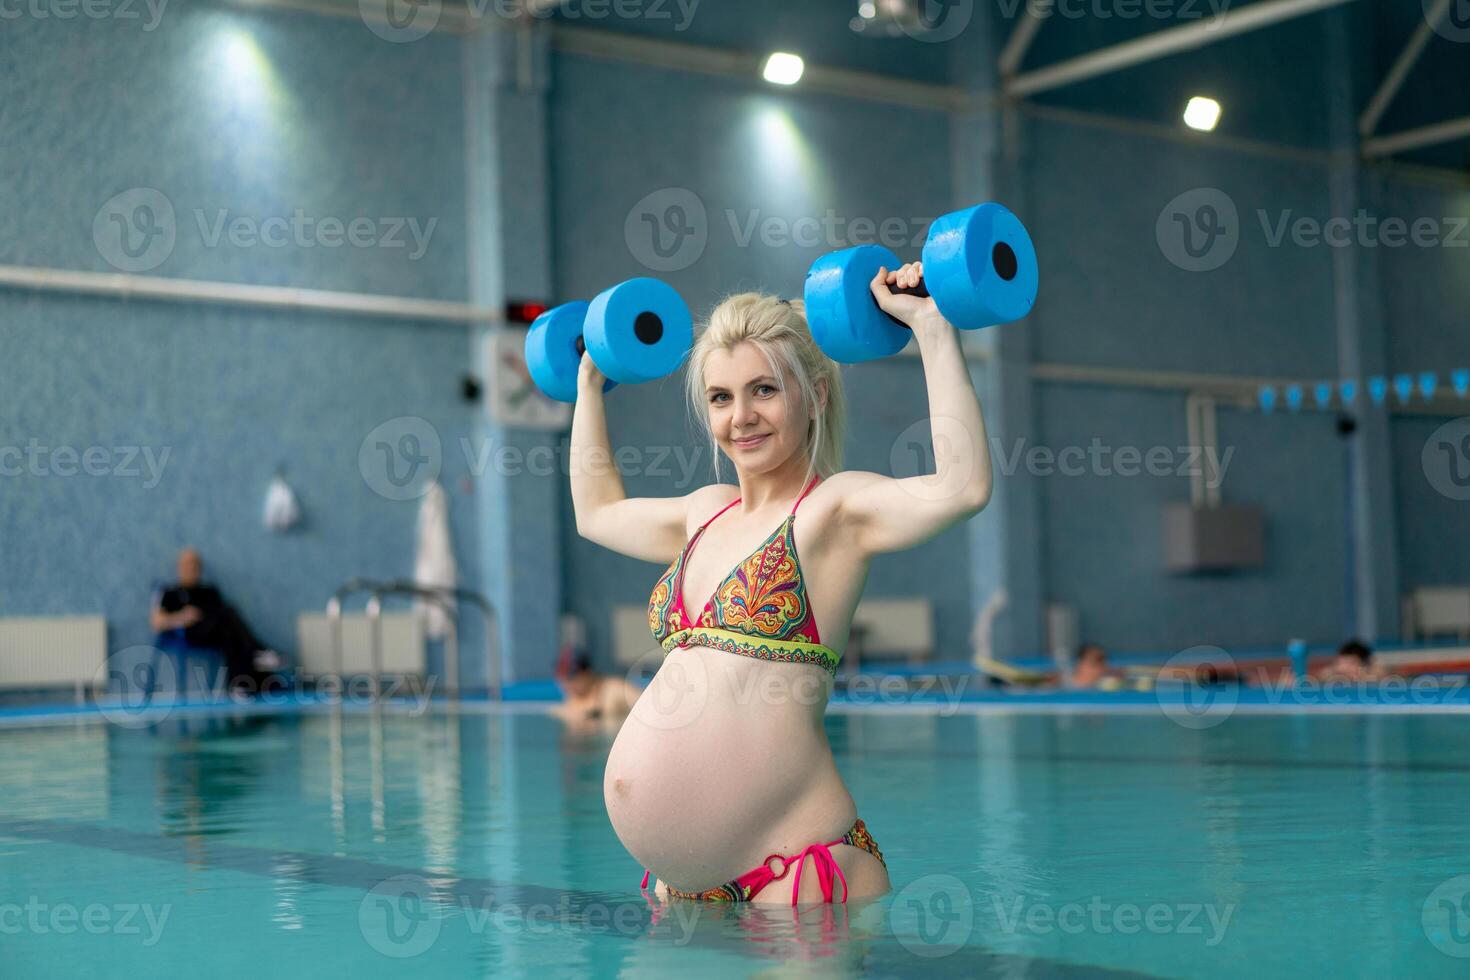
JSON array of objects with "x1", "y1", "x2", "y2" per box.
[
  {"x1": 757, "y1": 385, "x2": 775, "y2": 396},
  {"x1": 710, "y1": 394, "x2": 728, "y2": 404}
]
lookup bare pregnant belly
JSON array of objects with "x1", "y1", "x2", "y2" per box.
[{"x1": 604, "y1": 647, "x2": 854, "y2": 891}]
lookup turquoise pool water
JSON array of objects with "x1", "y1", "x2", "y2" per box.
[{"x1": 3, "y1": 706, "x2": 1469, "y2": 977}]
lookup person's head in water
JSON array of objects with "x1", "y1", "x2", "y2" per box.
[
  {"x1": 1073, "y1": 642, "x2": 1108, "y2": 687},
  {"x1": 1334, "y1": 639, "x2": 1373, "y2": 676},
  {"x1": 177, "y1": 547, "x2": 202, "y2": 587},
  {"x1": 685, "y1": 294, "x2": 846, "y2": 486},
  {"x1": 562, "y1": 653, "x2": 599, "y2": 699}
]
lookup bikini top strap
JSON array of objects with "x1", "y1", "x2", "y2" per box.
[
  {"x1": 702, "y1": 492, "x2": 742, "y2": 528},
  {"x1": 790, "y1": 475, "x2": 821, "y2": 516}
]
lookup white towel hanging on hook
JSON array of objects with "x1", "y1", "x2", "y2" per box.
[
  {"x1": 264, "y1": 471, "x2": 302, "y2": 532},
  {"x1": 415, "y1": 480, "x2": 457, "y2": 639}
]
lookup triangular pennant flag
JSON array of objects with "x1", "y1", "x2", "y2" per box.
[
  {"x1": 1419, "y1": 372, "x2": 1439, "y2": 401},
  {"x1": 1285, "y1": 385, "x2": 1304, "y2": 412},
  {"x1": 1259, "y1": 386, "x2": 1278, "y2": 415},
  {"x1": 1394, "y1": 374, "x2": 1414, "y2": 404},
  {"x1": 1314, "y1": 383, "x2": 1333, "y2": 408},
  {"x1": 1453, "y1": 369, "x2": 1469, "y2": 399},
  {"x1": 1369, "y1": 376, "x2": 1388, "y2": 405},
  {"x1": 1340, "y1": 379, "x2": 1358, "y2": 405}
]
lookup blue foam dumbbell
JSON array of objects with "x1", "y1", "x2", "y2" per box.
[
  {"x1": 803, "y1": 202, "x2": 1038, "y2": 363},
  {"x1": 525, "y1": 278, "x2": 693, "y2": 403}
]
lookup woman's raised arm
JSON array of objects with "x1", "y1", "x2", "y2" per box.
[
  {"x1": 569, "y1": 352, "x2": 703, "y2": 564},
  {"x1": 832, "y1": 262, "x2": 994, "y2": 556}
]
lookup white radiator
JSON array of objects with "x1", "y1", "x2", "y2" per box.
[
  {"x1": 849, "y1": 598, "x2": 933, "y2": 662},
  {"x1": 1406, "y1": 587, "x2": 1470, "y2": 641},
  {"x1": 612, "y1": 605, "x2": 663, "y2": 668},
  {"x1": 296, "y1": 611, "x2": 425, "y2": 679},
  {"x1": 0, "y1": 616, "x2": 107, "y2": 694}
]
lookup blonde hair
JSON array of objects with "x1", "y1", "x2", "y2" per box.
[{"x1": 684, "y1": 293, "x2": 846, "y2": 485}]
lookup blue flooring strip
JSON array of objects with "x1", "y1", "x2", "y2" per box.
[{"x1": 5, "y1": 680, "x2": 1470, "y2": 725}]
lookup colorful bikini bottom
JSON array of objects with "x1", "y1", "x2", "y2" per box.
[{"x1": 640, "y1": 818, "x2": 885, "y2": 905}]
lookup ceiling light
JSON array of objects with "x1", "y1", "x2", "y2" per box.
[
  {"x1": 763, "y1": 52, "x2": 805, "y2": 86},
  {"x1": 1183, "y1": 96, "x2": 1221, "y2": 132}
]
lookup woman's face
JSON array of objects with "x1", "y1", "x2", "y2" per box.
[{"x1": 703, "y1": 342, "x2": 810, "y2": 476}]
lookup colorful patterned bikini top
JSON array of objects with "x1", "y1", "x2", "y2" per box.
[{"x1": 647, "y1": 475, "x2": 840, "y2": 675}]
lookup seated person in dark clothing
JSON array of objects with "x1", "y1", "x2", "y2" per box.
[{"x1": 150, "y1": 547, "x2": 282, "y2": 692}]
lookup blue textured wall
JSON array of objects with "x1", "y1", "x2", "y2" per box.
[
  {"x1": 1379, "y1": 179, "x2": 1470, "y2": 372},
  {"x1": 0, "y1": 295, "x2": 484, "y2": 666},
  {"x1": 1038, "y1": 383, "x2": 1347, "y2": 652},
  {"x1": 1020, "y1": 113, "x2": 1352, "y2": 650},
  {"x1": 2, "y1": 9, "x2": 468, "y2": 294},
  {"x1": 4, "y1": 0, "x2": 1467, "y2": 681},
  {"x1": 1379, "y1": 176, "x2": 1470, "y2": 594},
  {"x1": 0, "y1": 8, "x2": 487, "y2": 681},
  {"x1": 1025, "y1": 119, "x2": 1339, "y2": 376},
  {"x1": 1392, "y1": 417, "x2": 1470, "y2": 592}
]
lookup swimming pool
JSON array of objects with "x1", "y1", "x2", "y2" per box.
[{"x1": 3, "y1": 705, "x2": 1468, "y2": 977}]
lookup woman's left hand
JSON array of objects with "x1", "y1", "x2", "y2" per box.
[{"x1": 870, "y1": 261, "x2": 944, "y2": 334}]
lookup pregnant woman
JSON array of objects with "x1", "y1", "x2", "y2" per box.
[{"x1": 571, "y1": 262, "x2": 993, "y2": 905}]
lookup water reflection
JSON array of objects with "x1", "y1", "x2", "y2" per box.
[
  {"x1": 152, "y1": 715, "x2": 278, "y2": 837},
  {"x1": 4, "y1": 709, "x2": 1469, "y2": 977}
]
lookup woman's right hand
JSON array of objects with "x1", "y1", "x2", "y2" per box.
[{"x1": 578, "y1": 351, "x2": 606, "y2": 392}]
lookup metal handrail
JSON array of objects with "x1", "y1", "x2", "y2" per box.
[{"x1": 326, "y1": 579, "x2": 500, "y2": 701}]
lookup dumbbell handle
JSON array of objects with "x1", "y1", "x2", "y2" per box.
[
  {"x1": 880, "y1": 279, "x2": 931, "y2": 330},
  {"x1": 890, "y1": 282, "x2": 931, "y2": 299}
]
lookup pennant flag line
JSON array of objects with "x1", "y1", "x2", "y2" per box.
[{"x1": 1250, "y1": 368, "x2": 1467, "y2": 413}]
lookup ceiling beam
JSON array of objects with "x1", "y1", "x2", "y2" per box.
[
  {"x1": 551, "y1": 24, "x2": 964, "y2": 111},
  {"x1": 1005, "y1": 0, "x2": 1357, "y2": 99},
  {"x1": 0, "y1": 264, "x2": 500, "y2": 325},
  {"x1": 998, "y1": 0, "x2": 1049, "y2": 78},
  {"x1": 1358, "y1": 0, "x2": 1450, "y2": 139},
  {"x1": 1363, "y1": 114, "x2": 1470, "y2": 159}
]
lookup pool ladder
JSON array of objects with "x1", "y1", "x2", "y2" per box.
[{"x1": 326, "y1": 579, "x2": 500, "y2": 702}]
